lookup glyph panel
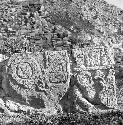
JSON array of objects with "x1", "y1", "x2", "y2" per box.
[
  {"x1": 7, "y1": 50, "x2": 71, "y2": 111},
  {"x1": 44, "y1": 50, "x2": 71, "y2": 101},
  {"x1": 73, "y1": 46, "x2": 117, "y2": 109},
  {"x1": 73, "y1": 46, "x2": 115, "y2": 70},
  {"x1": 7, "y1": 52, "x2": 57, "y2": 110}
]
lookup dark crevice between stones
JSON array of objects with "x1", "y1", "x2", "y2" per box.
[{"x1": 28, "y1": 95, "x2": 46, "y2": 109}]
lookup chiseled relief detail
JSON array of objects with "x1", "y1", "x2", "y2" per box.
[
  {"x1": 9, "y1": 80, "x2": 37, "y2": 104},
  {"x1": 118, "y1": 87, "x2": 123, "y2": 106},
  {"x1": 77, "y1": 71, "x2": 96, "y2": 99},
  {"x1": 73, "y1": 46, "x2": 115, "y2": 70},
  {"x1": 7, "y1": 53, "x2": 42, "y2": 89},
  {"x1": 74, "y1": 86, "x2": 94, "y2": 109},
  {"x1": 73, "y1": 46, "x2": 117, "y2": 109},
  {"x1": 106, "y1": 69, "x2": 117, "y2": 108},
  {"x1": 44, "y1": 50, "x2": 71, "y2": 102},
  {"x1": 95, "y1": 70, "x2": 108, "y2": 106},
  {"x1": 7, "y1": 52, "x2": 55, "y2": 109},
  {"x1": 98, "y1": 68, "x2": 117, "y2": 108},
  {"x1": 72, "y1": 48, "x2": 85, "y2": 69},
  {"x1": 7, "y1": 51, "x2": 70, "y2": 113}
]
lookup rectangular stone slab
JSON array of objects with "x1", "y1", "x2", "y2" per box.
[
  {"x1": 72, "y1": 45, "x2": 117, "y2": 109},
  {"x1": 73, "y1": 46, "x2": 115, "y2": 70}
]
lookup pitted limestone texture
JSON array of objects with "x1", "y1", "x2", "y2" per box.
[
  {"x1": 73, "y1": 46, "x2": 117, "y2": 109},
  {"x1": 6, "y1": 51, "x2": 71, "y2": 110},
  {"x1": 44, "y1": 50, "x2": 71, "y2": 101},
  {"x1": 7, "y1": 52, "x2": 55, "y2": 109},
  {"x1": 7, "y1": 52, "x2": 43, "y2": 89},
  {"x1": 73, "y1": 45, "x2": 115, "y2": 70}
]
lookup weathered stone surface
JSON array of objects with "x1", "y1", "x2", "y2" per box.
[
  {"x1": 44, "y1": 50, "x2": 71, "y2": 102},
  {"x1": 0, "y1": 46, "x2": 119, "y2": 115},
  {"x1": 72, "y1": 46, "x2": 117, "y2": 110},
  {"x1": 73, "y1": 46, "x2": 114, "y2": 70},
  {"x1": 4, "y1": 50, "x2": 70, "y2": 113},
  {"x1": 5, "y1": 52, "x2": 49, "y2": 111}
]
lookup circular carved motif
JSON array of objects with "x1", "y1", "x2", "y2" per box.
[
  {"x1": 7, "y1": 52, "x2": 63, "y2": 111},
  {"x1": 6, "y1": 51, "x2": 71, "y2": 112},
  {"x1": 7, "y1": 53, "x2": 43, "y2": 89},
  {"x1": 17, "y1": 62, "x2": 33, "y2": 79}
]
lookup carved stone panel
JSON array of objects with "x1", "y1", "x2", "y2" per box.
[
  {"x1": 73, "y1": 46, "x2": 117, "y2": 109},
  {"x1": 7, "y1": 50, "x2": 71, "y2": 111},
  {"x1": 73, "y1": 46, "x2": 115, "y2": 70},
  {"x1": 7, "y1": 52, "x2": 56, "y2": 110},
  {"x1": 44, "y1": 50, "x2": 71, "y2": 102}
]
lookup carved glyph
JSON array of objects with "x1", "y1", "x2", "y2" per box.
[
  {"x1": 73, "y1": 46, "x2": 117, "y2": 109},
  {"x1": 7, "y1": 52, "x2": 55, "y2": 109},
  {"x1": 44, "y1": 50, "x2": 71, "y2": 102},
  {"x1": 7, "y1": 51, "x2": 71, "y2": 111}
]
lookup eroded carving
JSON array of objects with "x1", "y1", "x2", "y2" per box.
[
  {"x1": 73, "y1": 46, "x2": 117, "y2": 110},
  {"x1": 44, "y1": 50, "x2": 71, "y2": 101}
]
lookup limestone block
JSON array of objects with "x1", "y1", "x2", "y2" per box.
[{"x1": 72, "y1": 46, "x2": 117, "y2": 109}]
